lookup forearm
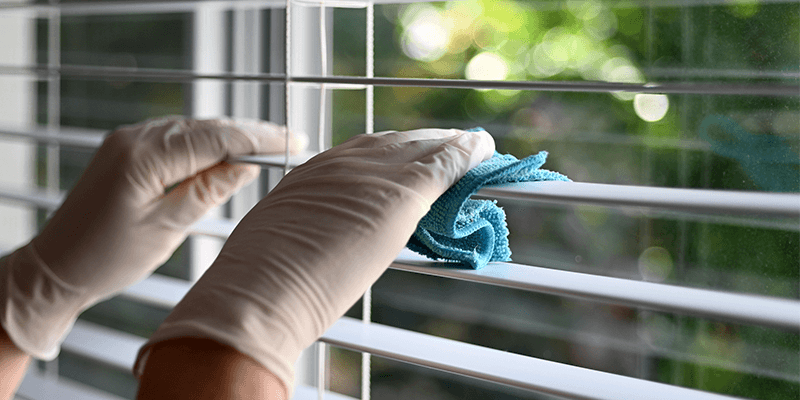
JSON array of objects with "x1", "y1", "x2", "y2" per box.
[
  {"x1": 0, "y1": 323, "x2": 31, "y2": 400},
  {"x1": 136, "y1": 338, "x2": 287, "y2": 400},
  {"x1": 133, "y1": 129, "x2": 494, "y2": 396}
]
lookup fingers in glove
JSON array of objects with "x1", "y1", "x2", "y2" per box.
[
  {"x1": 373, "y1": 127, "x2": 463, "y2": 143},
  {"x1": 307, "y1": 128, "x2": 467, "y2": 166},
  {"x1": 211, "y1": 118, "x2": 309, "y2": 157},
  {"x1": 284, "y1": 130, "x2": 494, "y2": 205},
  {"x1": 164, "y1": 119, "x2": 306, "y2": 186},
  {"x1": 152, "y1": 162, "x2": 261, "y2": 229},
  {"x1": 396, "y1": 129, "x2": 495, "y2": 200},
  {"x1": 392, "y1": 130, "x2": 494, "y2": 168},
  {"x1": 339, "y1": 128, "x2": 463, "y2": 150},
  {"x1": 302, "y1": 129, "x2": 492, "y2": 171},
  {"x1": 119, "y1": 117, "x2": 304, "y2": 189}
]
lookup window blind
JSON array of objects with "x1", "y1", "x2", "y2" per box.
[{"x1": 0, "y1": 1, "x2": 798, "y2": 399}]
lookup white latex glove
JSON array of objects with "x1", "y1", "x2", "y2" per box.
[
  {"x1": 133, "y1": 128, "x2": 495, "y2": 393},
  {"x1": 0, "y1": 116, "x2": 306, "y2": 360}
]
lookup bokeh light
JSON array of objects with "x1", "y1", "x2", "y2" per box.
[
  {"x1": 638, "y1": 246, "x2": 674, "y2": 282},
  {"x1": 466, "y1": 51, "x2": 509, "y2": 81},
  {"x1": 602, "y1": 56, "x2": 645, "y2": 100},
  {"x1": 772, "y1": 110, "x2": 799, "y2": 136},
  {"x1": 526, "y1": 27, "x2": 571, "y2": 77},
  {"x1": 441, "y1": 1, "x2": 483, "y2": 54},
  {"x1": 567, "y1": 0, "x2": 604, "y2": 20},
  {"x1": 634, "y1": 93, "x2": 670, "y2": 122},
  {"x1": 582, "y1": 7, "x2": 618, "y2": 41},
  {"x1": 400, "y1": 5, "x2": 449, "y2": 62},
  {"x1": 728, "y1": 0, "x2": 761, "y2": 18}
]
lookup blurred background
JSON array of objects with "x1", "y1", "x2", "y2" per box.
[{"x1": 0, "y1": 0, "x2": 797, "y2": 399}]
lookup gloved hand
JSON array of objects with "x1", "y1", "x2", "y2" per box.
[
  {"x1": 0, "y1": 116, "x2": 306, "y2": 360},
  {"x1": 133, "y1": 128, "x2": 496, "y2": 393}
]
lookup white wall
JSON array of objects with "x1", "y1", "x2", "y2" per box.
[{"x1": 0, "y1": 10, "x2": 35, "y2": 253}]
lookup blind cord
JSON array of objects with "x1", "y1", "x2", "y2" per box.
[
  {"x1": 283, "y1": 0, "x2": 292, "y2": 176},
  {"x1": 46, "y1": 5, "x2": 61, "y2": 196},
  {"x1": 365, "y1": 1, "x2": 374, "y2": 135},
  {"x1": 44, "y1": 0, "x2": 61, "y2": 380},
  {"x1": 318, "y1": 3, "x2": 329, "y2": 399},
  {"x1": 361, "y1": 4, "x2": 375, "y2": 400},
  {"x1": 318, "y1": 0, "x2": 327, "y2": 153}
]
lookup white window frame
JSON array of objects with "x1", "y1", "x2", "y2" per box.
[{"x1": 0, "y1": 1, "x2": 798, "y2": 399}]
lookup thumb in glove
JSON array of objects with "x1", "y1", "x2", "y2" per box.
[{"x1": 0, "y1": 116, "x2": 306, "y2": 360}]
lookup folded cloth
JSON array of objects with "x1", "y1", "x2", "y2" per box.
[{"x1": 407, "y1": 128, "x2": 570, "y2": 269}]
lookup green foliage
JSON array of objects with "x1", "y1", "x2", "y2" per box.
[{"x1": 329, "y1": 2, "x2": 800, "y2": 399}]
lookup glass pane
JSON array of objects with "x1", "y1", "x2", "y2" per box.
[
  {"x1": 331, "y1": 86, "x2": 800, "y2": 193},
  {"x1": 59, "y1": 80, "x2": 186, "y2": 130},
  {"x1": 61, "y1": 13, "x2": 191, "y2": 70},
  {"x1": 359, "y1": 1, "x2": 799, "y2": 84},
  {"x1": 332, "y1": 2, "x2": 799, "y2": 400}
]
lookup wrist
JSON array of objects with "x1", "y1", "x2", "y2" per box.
[
  {"x1": 0, "y1": 322, "x2": 31, "y2": 400},
  {"x1": 0, "y1": 242, "x2": 88, "y2": 360},
  {"x1": 136, "y1": 338, "x2": 288, "y2": 400}
]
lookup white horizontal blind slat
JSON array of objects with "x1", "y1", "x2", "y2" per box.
[
  {"x1": 0, "y1": 184, "x2": 63, "y2": 209},
  {"x1": 390, "y1": 250, "x2": 800, "y2": 331},
  {"x1": 0, "y1": 125, "x2": 105, "y2": 148},
  {"x1": 60, "y1": 321, "x2": 357, "y2": 400},
  {"x1": 154, "y1": 246, "x2": 800, "y2": 329},
  {"x1": 0, "y1": 0, "x2": 430, "y2": 15},
  {"x1": 117, "y1": 274, "x2": 190, "y2": 309},
  {"x1": 292, "y1": 385, "x2": 356, "y2": 400},
  {"x1": 18, "y1": 370, "x2": 128, "y2": 400},
  {"x1": 0, "y1": 0, "x2": 287, "y2": 15},
  {"x1": 0, "y1": 155, "x2": 797, "y2": 218},
  {"x1": 0, "y1": 182, "x2": 797, "y2": 328},
  {"x1": 236, "y1": 151, "x2": 318, "y2": 168},
  {"x1": 62, "y1": 321, "x2": 143, "y2": 371},
  {"x1": 114, "y1": 246, "x2": 800, "y2": 330},
  {"x1": 3, "y1": 61, "x2": 799, "y2": 81},
  {"x1": 57, "y1": 314, "x2": 745, "y2": 400},
  {"x1": 0, "y1": 126, "x2": 797, "y2": 227},
  {"x1": 0, "y1": 64, "x2": 795, "y2": 96},
  {"x1": 477, "y1": 181, "x2": 800, "y2": 219},
  {"x1": 321, "y1": 317, "x2": 741, "y2": 400},
  {"x1": 2, "y1": 0, "x2": 799, "y2": 13}
]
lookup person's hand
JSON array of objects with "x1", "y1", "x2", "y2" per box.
[
  {"x1": 0, "y1": 116, "x2": 306, "y2": 359},
  {"x1": 133, "y1": 128, "x2": 495, "y2": 394}
]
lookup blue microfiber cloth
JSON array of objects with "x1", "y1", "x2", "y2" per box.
[{"x1": 407, "y1": 127, "x2": 570, "y2": 269}]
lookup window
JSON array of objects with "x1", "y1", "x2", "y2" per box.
[{"x1": 0, "y1": 1, "x2": 798, "y2": 399}]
